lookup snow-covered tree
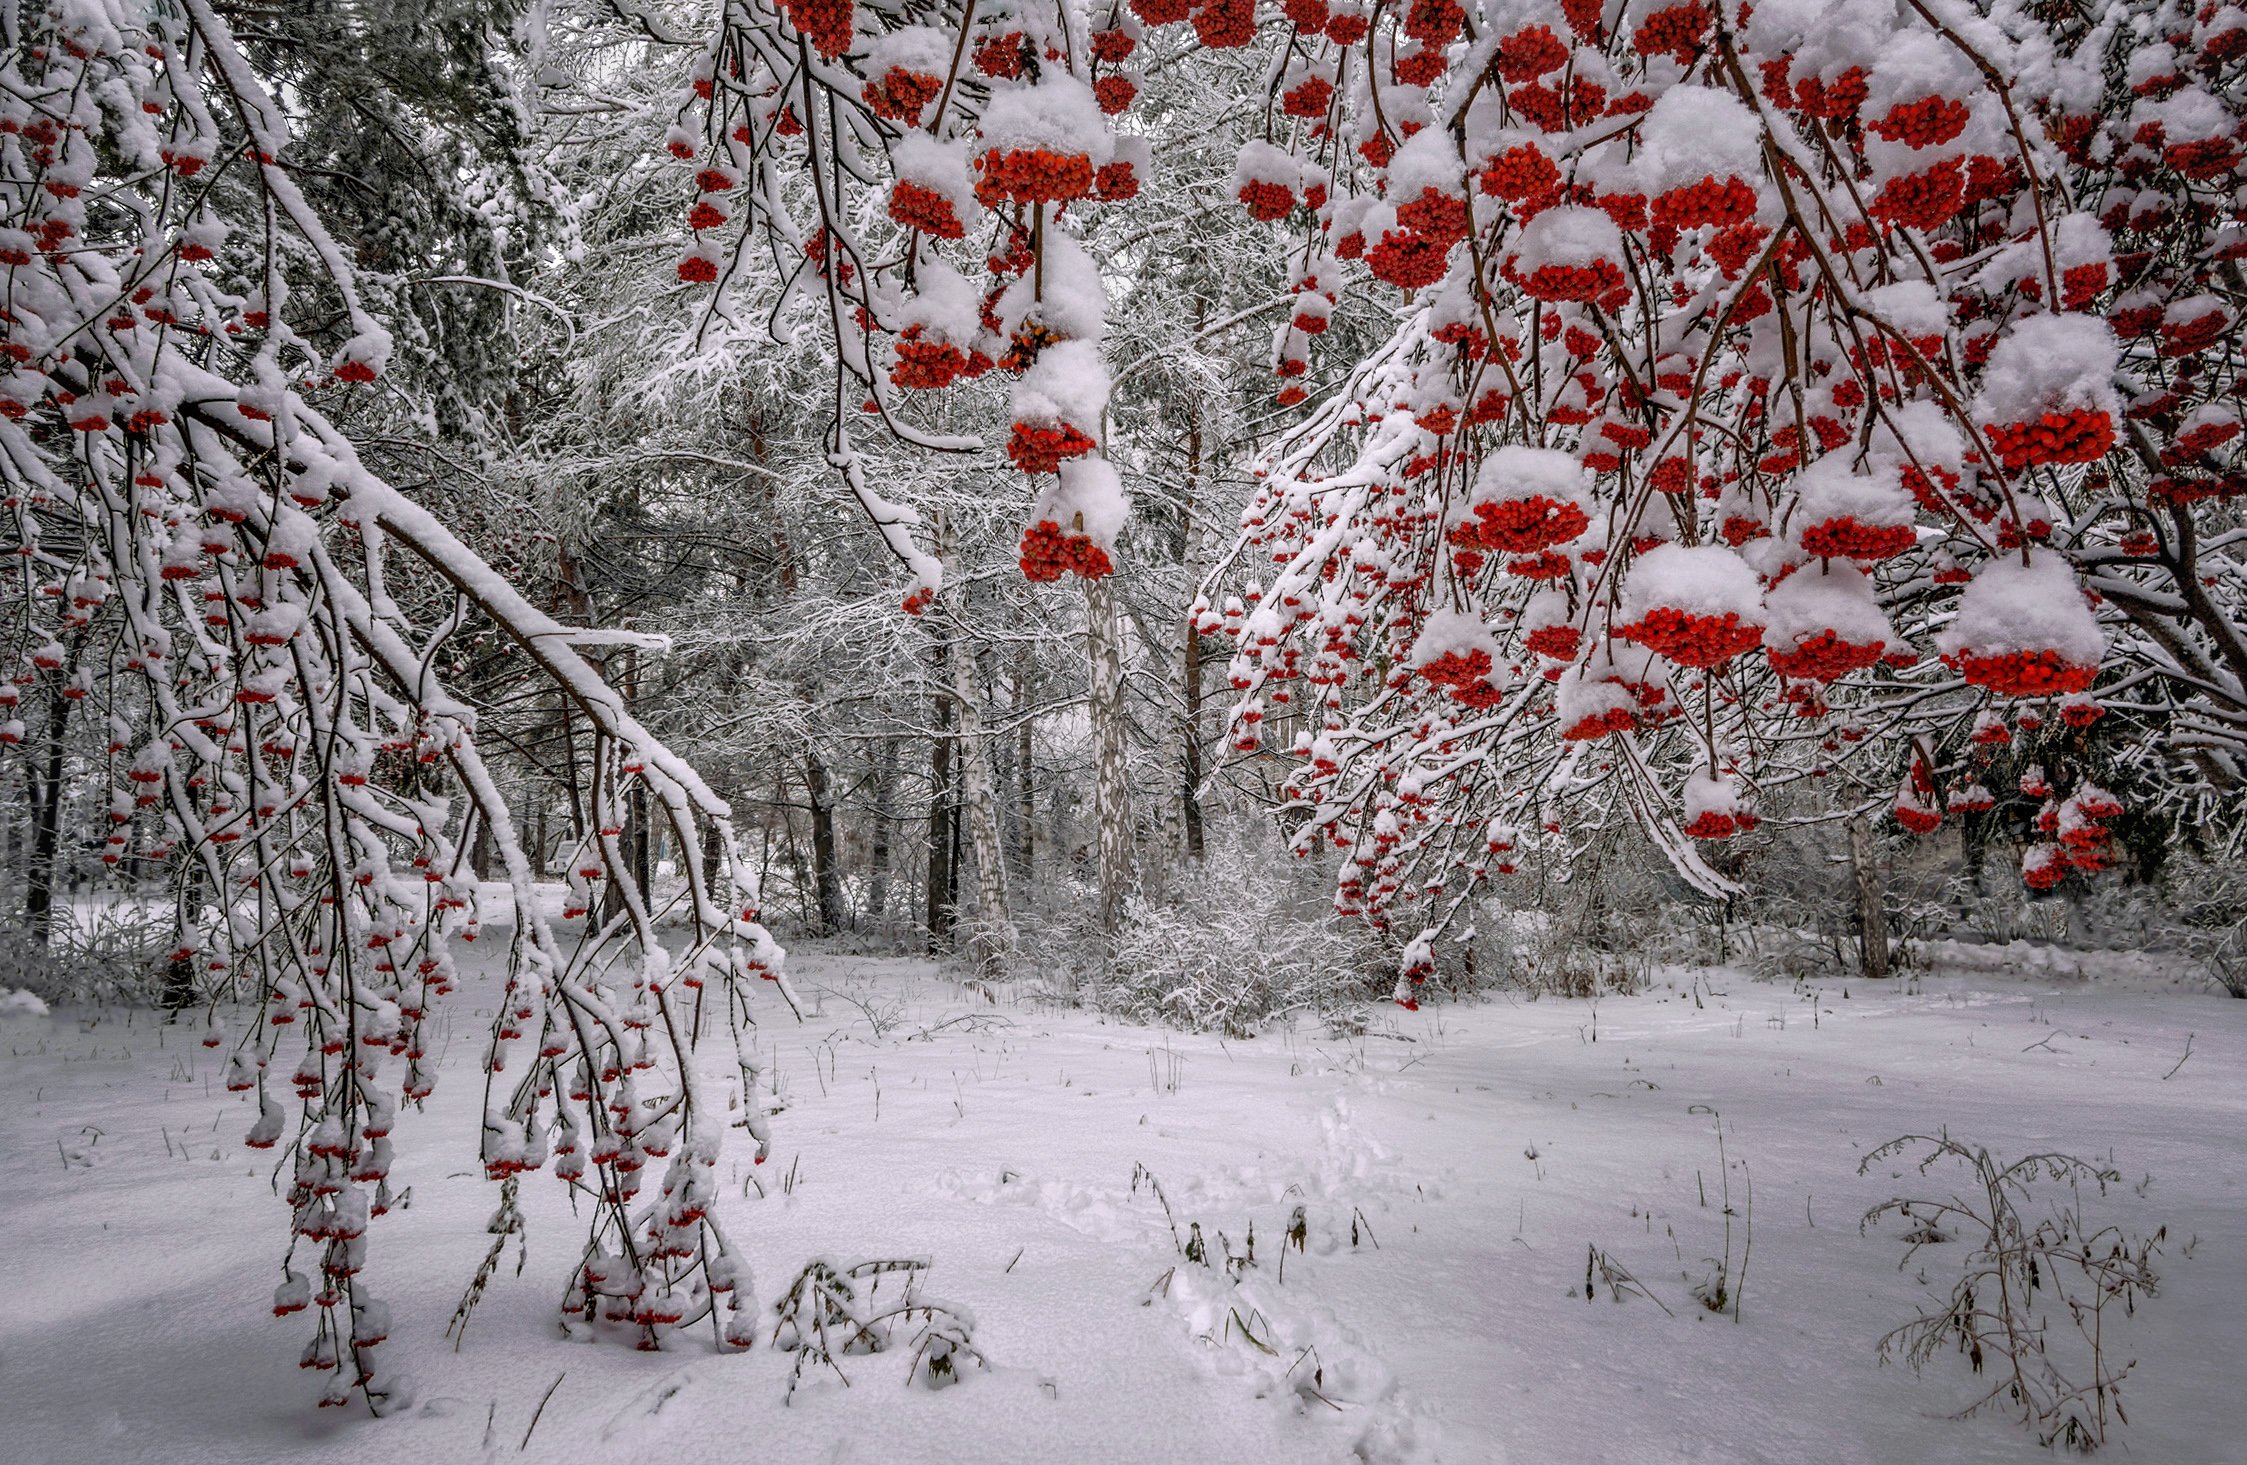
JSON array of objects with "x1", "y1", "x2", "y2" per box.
[
  {"x1": 1175, "y1": 0, "x2": 2247, "y2": 1001},
  {"x1": 0, "y1": 0, "x2": 792, "y2": 1406}
]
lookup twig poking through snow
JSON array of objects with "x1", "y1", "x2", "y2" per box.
[
  {"x1": 519, "y1": 1373, "x2": 564, "y2": 1452},
  {"x1": 2161, "y1": 1033, "x2": 2195, "y2": 1080}
]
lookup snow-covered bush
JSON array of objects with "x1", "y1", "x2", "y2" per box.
[
  {"x1": 1473, "y1": 821, "x2": 1677, "y2": 996},
  {"x1": 1024, "y1": 823, "x2": 1385, "y2": 1035},
  {"x1": 0, "y1": 903, "x2": 174, "y2": 1007}
]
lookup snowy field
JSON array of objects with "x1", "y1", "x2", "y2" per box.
[{"x1": 3, "y1": 950, "x2": 2242, "y2": 1465}]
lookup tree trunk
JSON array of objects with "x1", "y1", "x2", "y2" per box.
[
  {"x1": 952, "y1": 640, "x2": 1013, "y2": 973},
  {"x1": 867, "y1": 737, "x2": 894, "y2": 928},
  {"x1": 925, "y1": 681, "x2": 956, "y2": 954},
  {"x1": 1178, "y1": 400, "x2": 1207, "y2": 861},
  {"x1": 1847, "y1": 813, "x2": 1891, "y2": 979},
  {"x1": 805, "y1": 747, "x2": 845, "y2": 936},
  {"x1": 601, "y1": 650, "x2": 648, "y2": 929},
  {"x1": 161, "y1": 776, "x2": 202, "y2": 1013},
  {"x1": 470, "y1": 804, "x2": 497, "y2": 881},
  {"x1": 1014, "y1": 655, "x2": 1035, "y2": 884},
  {"x1": 700, "y1": 817, "x2": 723, "y2": 905},
  {"x1": 1083, "y1": 575, "x2": 1132, "y2": 939},
  {"x1": 627, "y1": 781, "x2": 650, "y2": 895},
  {"x1": 780, "y1": 768, "x2": 813, "y2": 930},
  {"x1": 1175, "y1": 344, "x2": 1208, "y2": 863},
  {"x1": 23, "y1": 639, "x2": 79, "y2": 944}
]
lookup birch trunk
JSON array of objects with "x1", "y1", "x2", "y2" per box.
[
  {"x1": 953, "y1": 639, "x2": 1014, "y2": 974},
  {"x1": 1084, "y1": 575, "x2": 1132, "y2": 940},
  {"x1": 1847, "y1": 813, "x2": 1892, "y2": 979}
]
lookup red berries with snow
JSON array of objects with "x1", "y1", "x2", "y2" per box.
[
  {"x1": 1790, "y1": 460, "x2": 1916, "y2": 563},
  {"x1": 1457, "y1": 447, "x2": 1593, "y2": 554},
  {"x1": 1618, "y1": 545, "x2": 1766, "y2": 669},
  {"x1": 1679, "y1": 770, "x2": 1755, "y2": 841},
  {"x1": 1017, "y1": 520, "x2": 1114, "y2": 581},
  {"x1": 1762, "y1": 563, "x2": 1892, "y2": 681},
  {"x1": 1974, "y1": 315, "x2": 2122, "y2": 472},
  {"x1": 1508, "y1": 207, "x2": 1626, "y2": 304},
  {"x1": 974, "y1": 78, "x2": 1110, "y2": 208},
  {"x1": 1938, "y1": 557, "x2": 2104, "y2": 698}
]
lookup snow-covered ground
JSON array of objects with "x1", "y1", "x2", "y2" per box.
[{"x1": 3, "y1": 950, "x2": 2242, "y2": 1464}]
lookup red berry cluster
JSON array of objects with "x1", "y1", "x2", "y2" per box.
[
  {"x1": 975, "y1": 146, "x2": 1095, "y2": 207},
  {"x1": 1283, "y1": 75, "x2": 1335, "y2": 119},
  {"x1": 1868, "y1": 94, "x2": 1972, "y2": 149},
  {"x1": 1508, "y1": 76, "x2": 1609, "y2": 131},
  {"x1": 1451, "y1": 677, "x2": 1506, "y2": 709},
  {"x1": 1417, "y1": 647, "x2": 1494, "y2": 692},
  {"x1": 1018, "y1": 519, "x2": 1114, "y2": 581},
  {"x1": 1395, "y1": 186, "x2": 1469, "y2": 241},
  {"x1": 1132, "y1": 0, "x2": 1192, "y2": 25},
  {"x1": 1945, "y1": 647, "x2": 2099, "y2": 697},
  {"x1": 1797, "y1": 515, "x2": 1916, "y2": 561},
  {"x1": 2158, "y1": 303, "x2": 2229, "y2": 356},
  {"x1": 1650, "y1": 175, "x2": 1757, "y2": 230},
  {"x1": 1495, "y1": 24, "x2": 1569, "y2": 82},
  {"x1": 1562, "y1": 704, "x2": 1636, "y2": 741},
  {"x1": 888, "y1": 179, "x2": 966, "y2": 238},
  {"x1": 1238, "y1": 178, "x2": 1296, "y2": 221},
  {"x1": 779, "y1": 0, "x2": 853, "y2": 60},
  {"x1": 1461, "y1": 493, "x2": 1590, "y2": 554},
  {"x1": 2149, "y1": 473, "x2": 2245, "y2": 506},
  {"x1": 865, "y1": 67, "x2": 942, "y2": 123},
  {"x1": 1094, "y1": 158, "x2": 1140, "y2": 200},
  {"x1": 1868, "y1": 157, "x2": 1967, "y2": 230},
  {"x1": 1766, "y1": 629, "x2": 1884, "y2": 682},
  {"x1": 1366, "y1": 227, "x2": 1451, "y2": 290},
  {"x1": 1401, "y1": 0, "x2": 1463, "y2": 44},
  {"x1": 1894, "y1": 799, "x2": 1942, "y2": 834},
  {"x1": 1394, "y1": 42, "x2": 1446, "y2": 87},
  {"x1": 1505, "y1": 549, "x2": 1574, "y2": 580},
  {"x1": 1517, "y1": 257, "x2": 1624, "y2": 304},
  {"x1": 1522, "y1": 622, "x2": 1580, "y2": 659},
  {"x1": 1094, "y1": 75, "x2": 1137, "y2": 115},
  {"x1": 1619, "y1": 607, "x2": 1764, "y2": 668},
  {"x1": 892, "y1": 327, "x2": 968, "y2": 390},
  {"x1": 1193, "y1": 0, "x2": 1257, "y2": 48},
  {"x1": 973, "y1": 31, "x2": 1027, "y2": 78},
  {"x1": 1983, "y1": 407, "x2": 2114, "y2": 471},
  {"x1": 1632, "y1": 1, "x2": 1710, "y2": 60},
  {"x1": 2023, "y1": 849, "x2": 2069, "y2": 890},
  {"x1": 1480, "y1": 142, "x2": 1561, "y2": 208},
  {"x1": 1006, "y1": 419, "x2": 1098, "y2": 474},
  {"x1": 1325, "y1": 7, "x2": 1370, "y2": 44},
  {"x1": 2165, "y1": 136, "x2": 2239, "y2": 180},
  {"x1": 1681, "y1": 808, "x2": 1755, "y2": 840}
]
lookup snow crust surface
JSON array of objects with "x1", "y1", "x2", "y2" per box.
[{"x1": 3, "y1": 927, "x2": 2242, "y2": 1465}]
